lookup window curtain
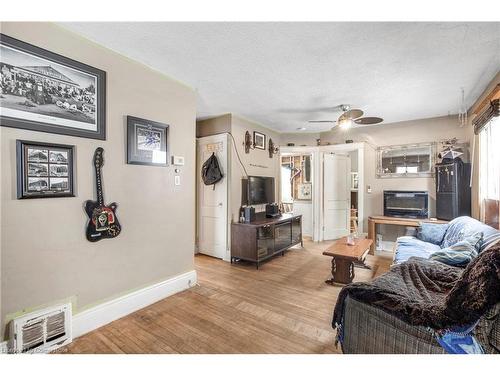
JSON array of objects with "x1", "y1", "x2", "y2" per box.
[{"x1": 477, "y1": 100, "x2": 500, "y2": 227}]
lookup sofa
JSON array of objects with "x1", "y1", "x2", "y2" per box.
[
  {"x1": 338, "y1": 216, "x2": 500, "y2": 354},
  {"x1": 393, "y1": 216, "x2": 500, "y2": 265}
]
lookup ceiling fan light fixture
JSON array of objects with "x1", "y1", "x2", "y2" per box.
[
  {"x1": 338, "y1": 117, "x2": 353, "y2": 130},
  {"x1": 296, "y1": 127, "x2": 307, "y2": 131}
]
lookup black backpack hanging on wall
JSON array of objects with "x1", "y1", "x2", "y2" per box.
[{"x1": 201, "y1": 152, "x2": 223, "y2": 189}]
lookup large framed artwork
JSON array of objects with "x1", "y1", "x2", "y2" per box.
[
  {"x1": 127, "y1": 116, "x2": 169, "y2": 166},
  {"x1": 16, "y1": 140, "x2": 75, "y2": 199},
  {"x1": 0, "y1": 34, "x2": 106, "y2": 140}
]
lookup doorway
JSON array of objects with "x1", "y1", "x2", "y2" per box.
[
  {"x1": 280, "y1": 153, "x2": 314, "y2": 238},
  {"x1": 196, "y1": 133, "x2": 229, "y2": 259},
  {"x1": 279, "y1": 143, "x2": 364, "y2": 243}
]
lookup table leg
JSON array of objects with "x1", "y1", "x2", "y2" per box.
[
  {"x1": 368, "y1": 219, "x2": 376, "y2": 255},
  {"x1": 325, "y1": 257, "x2": 355, "y2": 285}
]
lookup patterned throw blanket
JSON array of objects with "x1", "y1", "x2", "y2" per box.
[{"x1": 332, "y1": 245, "x2": 500, "y2": 352}]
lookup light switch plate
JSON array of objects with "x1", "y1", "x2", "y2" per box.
[
  {"x1": 172, "y1": 155, "x2": 185, "y2": 166},
  {"x1": 175, "y1": 175, "x2": 181, "y2": 186}
]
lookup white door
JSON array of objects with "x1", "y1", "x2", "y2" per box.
[
  {"x1": 323, "y1": 153, "x2": 351, "y2": 240},
  {"x1": 197, "y1": 134, "x2": 228, "y2": 259}
]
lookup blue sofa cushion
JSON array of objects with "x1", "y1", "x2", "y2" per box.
[
  {"x1": 442, "y1": 216, "x2": 500, "y2": 252},
  {"x1": 429, "y1": 233, "x2": 482, "y2": 266},
  {"x1": 417, "y1": 222, "x2": 449, "y2": 245},
  {"x1": 393, "y1": 236, "x2": 441, "y2": 264}
]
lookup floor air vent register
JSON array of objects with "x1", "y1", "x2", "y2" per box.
[{"x1": 9, "y1": 303, "x2": 72, "y2": 353}]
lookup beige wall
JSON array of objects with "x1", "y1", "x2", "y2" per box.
[
  {"x1": 280, "y1": 132, "x2": 320, "y2": 147},
  {"x1": 320, "y1": 115, "x2": 470, "y2": 148},
  {"x1": 196, "y1": 114, "x2": 231, "y2": 138},
  {"x1": 0, "y1": 23, "x2": 196, "y2": 337},
  {"x1": 321, "y1": 116, "x2": 471, "y2": 235}
]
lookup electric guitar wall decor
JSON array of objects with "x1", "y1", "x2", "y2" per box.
[{"x1": 85, "y1": 147, "x2": 121, "y2": 242}]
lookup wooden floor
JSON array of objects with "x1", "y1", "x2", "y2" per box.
[{"x1": 63, "y1": 239, "x2": 391, "y2": 354}]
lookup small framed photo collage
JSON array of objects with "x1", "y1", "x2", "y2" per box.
[{"x1": 16, "y1": 140, "x2": 75, "y2": 199}]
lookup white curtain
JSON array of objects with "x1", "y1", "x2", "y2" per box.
[{"x1": 479, "y1": 117, "x2": 500, "y2": 218}]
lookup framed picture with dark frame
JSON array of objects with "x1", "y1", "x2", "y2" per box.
[
  {"x1": 253, "y1": 131, "x2": 266, "y2": 150},
  {"x1": 127, "y1": 115, "x2": 169, "y2": 166},
  {"x1": 16, "y1": 140, "x2": 75, "y2": 199},
  {"x1": 0, "y1": 34, "x2": 106, "y2": 140}
]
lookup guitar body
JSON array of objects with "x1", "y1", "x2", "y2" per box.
[
  {"x1": 85, "y1": 147, "x2": 121, "y2": 242},
  {"x1": 85, "y1": 200, "x2": 121, "y2": 242}
]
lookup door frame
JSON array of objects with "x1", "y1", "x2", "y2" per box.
[
  {"x1": 279, "y1": 142, "x2": 364, "y2": 242},
  {"x1": 196, "y1": 133, "x2": 230, "y2": 261}
]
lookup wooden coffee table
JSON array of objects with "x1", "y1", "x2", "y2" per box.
[{"x1": 322, "y1": 237, "x2": 373, "y2": 285}]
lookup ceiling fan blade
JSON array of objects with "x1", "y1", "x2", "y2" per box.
[
  {"x1": 343, "y1": 109, "x2": 364, "y2": 119},
  {"x1": 354, "y1": 117, "x2": 384, "y2": 125},
  {"x1": 308, "y1": 120, "x2": 336, "y2": 123}
]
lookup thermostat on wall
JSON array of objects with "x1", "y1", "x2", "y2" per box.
[{"x1": 172, "y1": 156, "x2": 185, "y2": 166}]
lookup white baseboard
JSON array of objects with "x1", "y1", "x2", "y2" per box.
[{"x1": 72, "y1": 270, "x2": 197, "y2": 338}]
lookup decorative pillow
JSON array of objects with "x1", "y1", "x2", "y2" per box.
[
  {"x1": 441, "y1": 216, "x2": 492, "y2": 251},
  {"x1": 429, "y1": 233, "x2": 482, "y2": 266},
  {"x1": 417, "y1": 223, "x2": 449, "y2": 245}
]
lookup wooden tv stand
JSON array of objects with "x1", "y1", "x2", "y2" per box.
[{"x1": 231, "y1": 213, "x2": 302, "y2": 269}]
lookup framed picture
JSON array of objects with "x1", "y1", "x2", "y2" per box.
[
  {"x1": 253, "y1": 131, "x2": 266, "y2": 150},
  {"x1": 297, "y1": 183, "x2": 312, "y2": 200},
  {"x1": 0, "y1": 34, "x2": 106, "y2": 140},
  {"x1": 127, "y1": 116, "x2": 169, "y2": 166},
  {"x1": 16, "y1": 140, "x2": 75, "y2": 199}
]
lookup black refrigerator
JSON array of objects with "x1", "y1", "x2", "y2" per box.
[{"x1": 435, "y1": 159, "x2": 471, "y2": 221}]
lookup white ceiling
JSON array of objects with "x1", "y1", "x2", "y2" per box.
[{"x1": 61, "y1": 22, "x2": 500, "y2": 133}]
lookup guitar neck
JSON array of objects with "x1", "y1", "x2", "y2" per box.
[{"x1": 95, "y1": 166, "x2": 104, "y2": 206}]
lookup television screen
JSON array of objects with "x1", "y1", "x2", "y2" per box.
[{"x1": 246, "y1": 176, "x2": 275, "y2": 205}]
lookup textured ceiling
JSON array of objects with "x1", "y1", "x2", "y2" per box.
[{"x1": 61, "y1": 22, "x2": 500, "y2": 133}]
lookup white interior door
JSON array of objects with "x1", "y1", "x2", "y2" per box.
[
  {"x1": 323, "y1": 153, "x2": 351, "y2": 240},
  {"x1": 197, "y1": 134, "x2": 228, "y2": 259}
]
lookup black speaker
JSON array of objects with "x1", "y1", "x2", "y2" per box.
[
  {"x1": 435, "y1": 160, "x2": 471, "y2": 220},
  {"x1": 265, "y1": 203, "x2": 280, "y2": 218}
]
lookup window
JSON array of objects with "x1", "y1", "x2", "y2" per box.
[{"x1": 479, "y1": 117, "x2": 500, "y2": 216}]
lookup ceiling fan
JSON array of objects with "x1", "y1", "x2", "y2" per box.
[{"x1": 308, "y1": 104, "x2": 383, "y2": 129}]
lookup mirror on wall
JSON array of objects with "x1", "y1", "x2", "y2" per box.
[{"x1": 377, "y1": 143, "x2": 436, "y2": 178}]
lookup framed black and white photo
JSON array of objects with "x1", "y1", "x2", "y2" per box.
[
  {"x1": 253, "y1": 131, "x2": 266, "y2": 150},
  {"x1": 17, "y1": 140, "x2": 75, "y2": 199},
  {"x1": 127, "y1": 116, "x2": 169, "y2": 166},
  {"x1": 0, "y1": 34, "x2": 106, "y2": 140}
]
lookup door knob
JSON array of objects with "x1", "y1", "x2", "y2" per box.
[{"x1": 218, "y1": 202, "x2": 223, "y2": 207}]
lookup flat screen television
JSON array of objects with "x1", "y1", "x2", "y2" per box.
[{"x1": 242, "y1": 176, "x2": 275, "y2": 205}]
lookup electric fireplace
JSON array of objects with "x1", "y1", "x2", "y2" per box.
[{"x1": 383, "y1": 190, "x2": 429, "y2": 219}]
